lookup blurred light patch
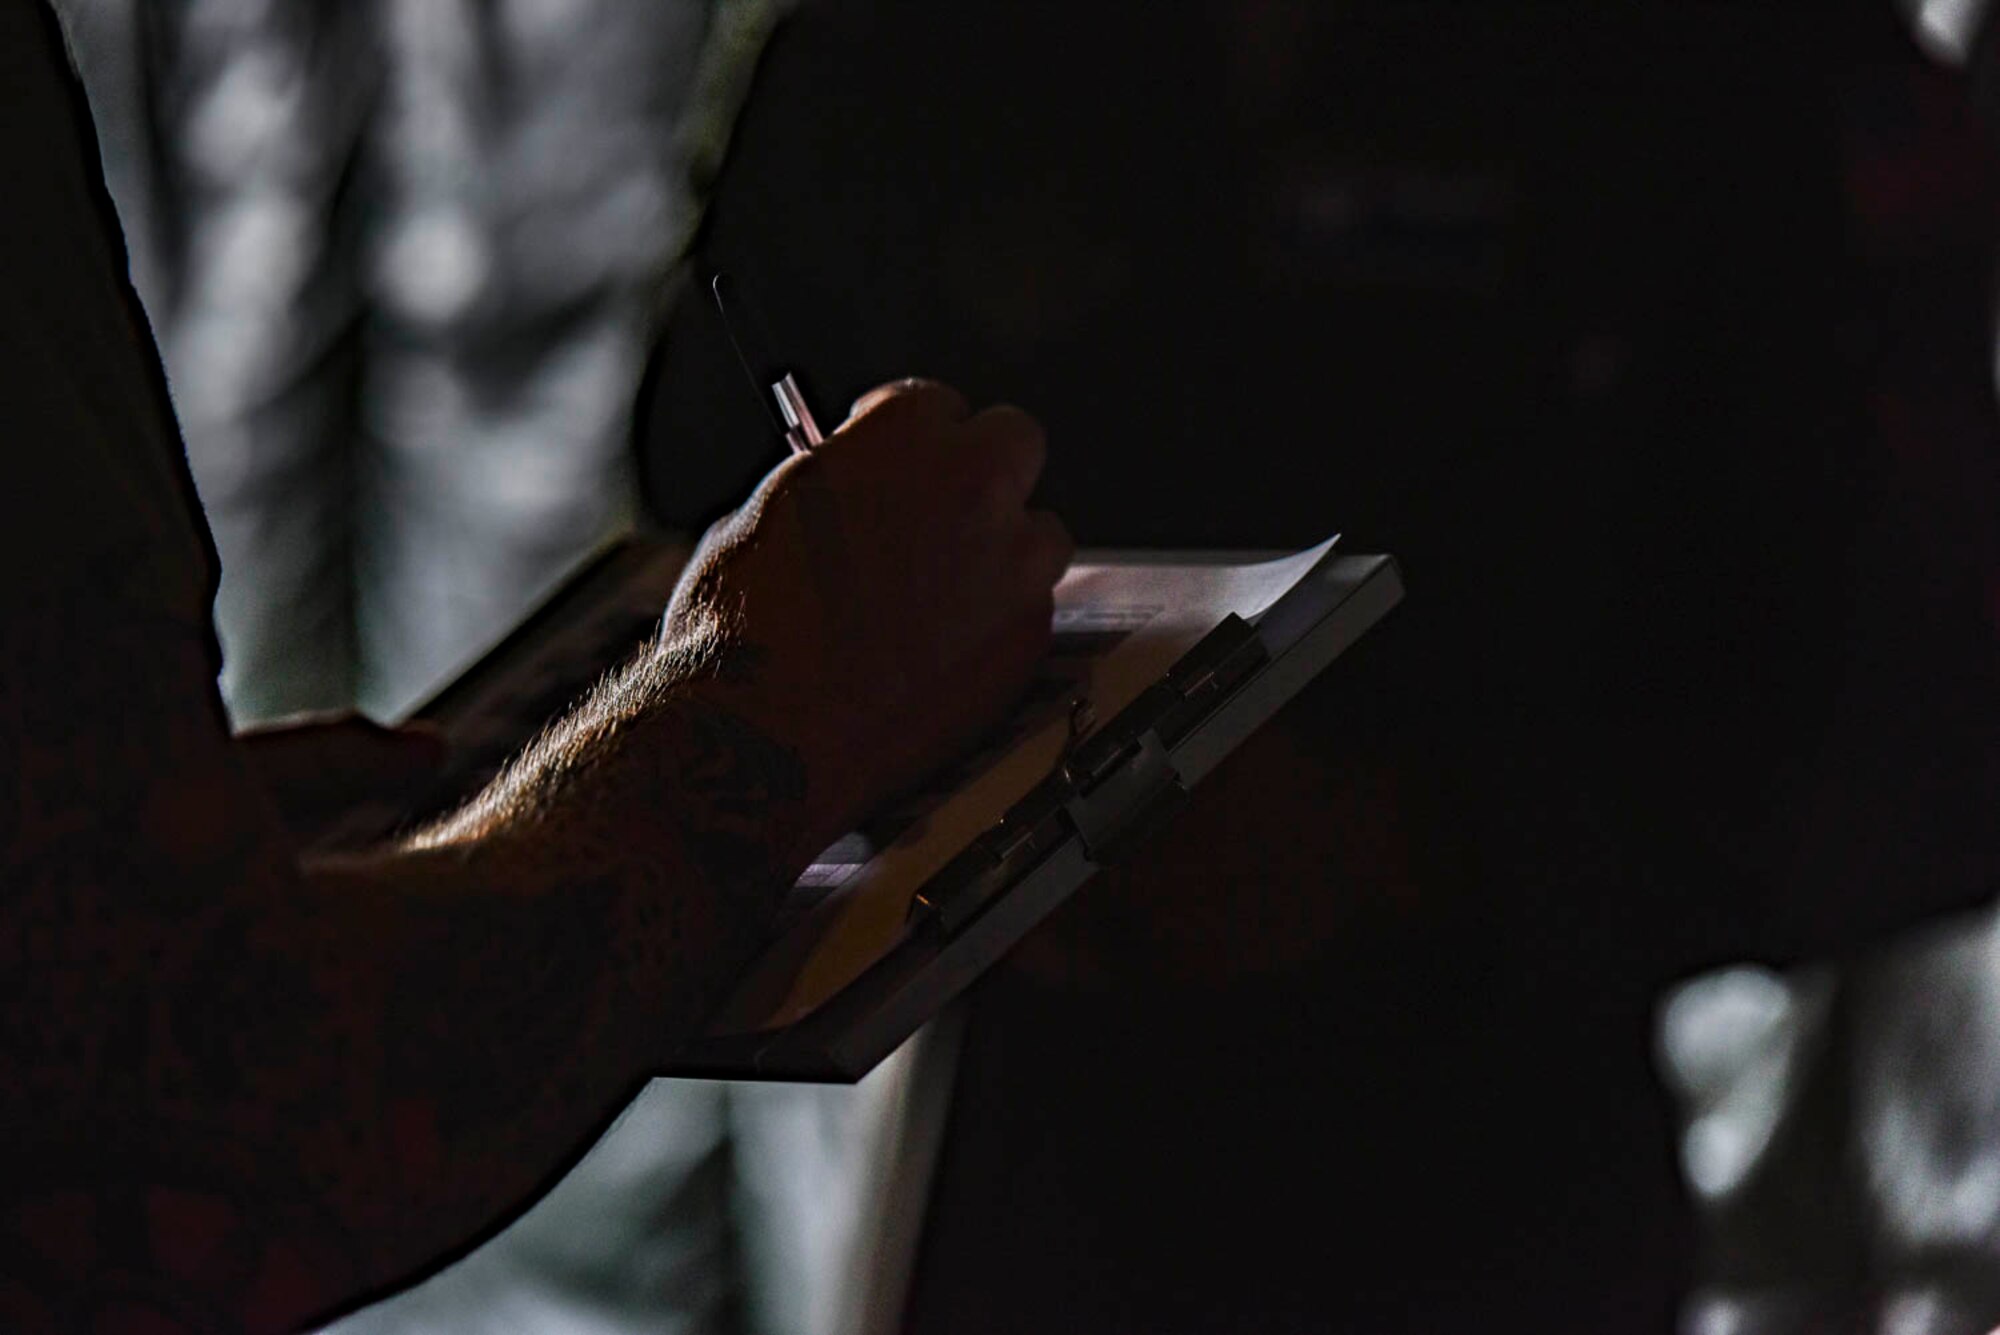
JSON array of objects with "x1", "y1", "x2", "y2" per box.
[
  {"x1": 1680, "y1": 1289, "x2": 1822, "y2": 1335},
  {"x1": 1853, "y1": 912, "x2": 2000, "y2": 1255},
  {"x1": 1880, "y1": 1288, "x2": 1969, "y2": 1335},
  {"x1": 1907, "y1": 0, "x2": 1988, "y2": 64},
  {"x1": 185, "y1": 44, "x2": 302, "y2": 178},
  {"x1": 377, "y1": 206, "x2": 491, "y2": 327},
  {"x1": 1659, "y1": 965, "x2": 1831, "y2": 1202}
]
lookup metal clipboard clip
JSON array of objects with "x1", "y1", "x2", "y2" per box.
[{"x1": 908, "y1": 614, "x2": 1269, "y2": 937}]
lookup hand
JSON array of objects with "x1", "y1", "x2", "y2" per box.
[
  {"x1": 238, "y1": 713, "x2": 449, "y2": 839},
  {"x1": 656, "y1": 378, "x2": 1072, "y2": 854}
]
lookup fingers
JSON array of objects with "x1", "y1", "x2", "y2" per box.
[
  {"x1": 824, "y1": 376, "x2": 1066, "y2": 593},
  {"x1": 1017, "y1": 508, "x2": 1075, "y2": 590},
  {"x1": 843, "y1": 377, "x2": 971, "y2": 430},
  {"x1": 935, "y1": 597, "x2": 1057, "y2": 756},
  {"x1": 956, "y1": 405, "x2": 1048, "y2": 517},
  {"x1": 835, "y1": 383, "x2": 1050, "y2": 531}
]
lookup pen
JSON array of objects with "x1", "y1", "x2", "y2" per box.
[{"x1": 711, "y1": 271, "x2": 824, "y2": 454}]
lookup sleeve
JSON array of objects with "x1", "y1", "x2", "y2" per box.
[{"x1": 0, "y1": 1, "x2": 218, "y2": 637}]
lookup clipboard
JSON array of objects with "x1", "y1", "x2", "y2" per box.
[
  {"x1": 670, "y1": 545, "x2": 1402, "y2": 1080},
  {"x1": 317, "y1": 535, "x2": 1403, "y2": 1083}
]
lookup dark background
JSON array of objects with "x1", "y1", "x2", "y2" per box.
[{"x1": 637, "y1": 3, "x2": 2000, "y2": 1330}]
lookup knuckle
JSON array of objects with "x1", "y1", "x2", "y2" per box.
[
  {"x1": 944, "y1": 451, "x2": 1004, "y2": 511},
  {"x1": 1041, "y1": 510, "x2": 1075, "y2": 559},
  {"x1": 767, "y1": 446, "x2": 832, "y2": 497},
  {"x1": 972, "y1": 404, "x2": 1046, "y2": 463},
  {"x1": 971, "y1": 463, "x2": 1017, "y2": 515},
  {"x1": 957, "y1": 407, "x2": 1048, "y2": 510},
  {"x1": 909, "y1": 377, "x2": 972, "y2": 413},
  {"x1": 974, "y1": 401, "x2": 1044, "y2": 440},
  {"x1": 1023, "y1": 510, "x2": 1074, "y2": 579},
  {"x1": 850, "y1": 376, "x2": 970, "y2": 424}
]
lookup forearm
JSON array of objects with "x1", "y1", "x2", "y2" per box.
[
  {"x1": 3, "y1": 370, "x2": 1061, "y2": 1330},
  {"x1": 296, "y1": 695, "x2": 807, "y2": 1298},
  {"x1": 2, "y1": 607, "x2": 807, "y2": 1331}
]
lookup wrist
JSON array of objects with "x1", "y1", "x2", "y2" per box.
[
  {"x1": 412, "y1": 662, "x2": 824, "y2": 909},
  {"x1": 655, "y1": 676, "x2": 849, "y2": 872}
]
